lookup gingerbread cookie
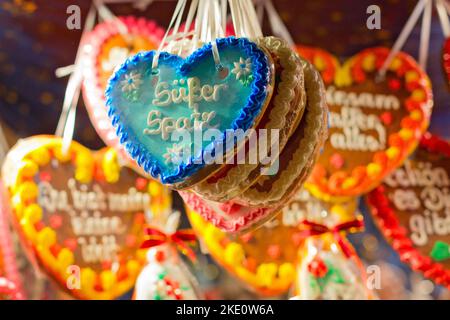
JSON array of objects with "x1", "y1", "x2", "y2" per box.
[
  {"x1": 106, "y1": 37, "x2": 275, "y2": 188},
  {"x1": 1, "y1": 136, "x2": 172, "y2": 299},
  {"x1": 302, "y1": 47, "x2": 433, "y2": 199},
  {"x1": 367, "y1": 133, "x2": 450, "y2": 289}
]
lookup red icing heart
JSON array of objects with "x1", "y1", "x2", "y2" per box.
[
  {"x1": 367, "y1": 133, "x2": 450, "y2": 290},
  {"x1": 1, "y1": 136, "x2": 172, "y2": 299}
]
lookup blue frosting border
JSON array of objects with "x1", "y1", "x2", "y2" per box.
[{"x1": 105, "y1": 37, "x2": 271, "y2": 184}]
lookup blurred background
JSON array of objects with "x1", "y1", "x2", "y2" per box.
[{"x1": 0, "y1": 0, "x2": 449, "y2": 299}]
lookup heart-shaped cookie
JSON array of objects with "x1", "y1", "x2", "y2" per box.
[
  {"x1": 187, "y1": 188, "x2": 358, "y2": 296},
  {"x1": 299, "y1": 47, "x2": 433, "y2": 199},
  {"x1": 82, "y1": 16, "x2": 163, "y2": 167},
  {"x1": 1, "y1": 136, "x2": 172, "y2": 299},
  {"x1": 106, "y1": 37, "x2": 274, "y2": 187},
  {"x1": 367, "y1": 133, "x2": 450, "y2": 290}
]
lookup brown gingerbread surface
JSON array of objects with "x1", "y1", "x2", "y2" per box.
[
  {"x1": 381, "y1": 146, "x2": 450, "y2": 270},
  {"x1": 34, "y1": 160, "x2": 147, "y2": 272}
]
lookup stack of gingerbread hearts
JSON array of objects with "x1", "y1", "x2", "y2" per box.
[{"x1": 104, "y1": 0, "x2": 328, "y2": 233}]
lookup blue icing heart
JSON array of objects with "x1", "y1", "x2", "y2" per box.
[{"x1": 106, "y1": 37, "x2": 271, "y2": 184}]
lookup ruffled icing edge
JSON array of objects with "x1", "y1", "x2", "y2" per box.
[
  {"x1": 239, "y1": 58, "x2": 327, "y2": 206},
  {"x1": 192, "y1": 36, "x2": 305, "y2": 201},
  {"x1": 179, "y1": 191, "x2": 273, "y2": 233}
]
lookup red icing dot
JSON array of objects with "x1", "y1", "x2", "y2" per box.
[
  {"x1": 50, "y1": 244, "x2": 62, "y2": 257},
  {"x1": 405, "y1": 99, "x2": 422, "y2": 111},
  {"x1": 49, "y1": 214, "x2": 63, "y2": 229},
  {"x1": 125, "y1": 234, "x2": 137, "y2": 247},
  {"x1": 267, "y1": 245, "x2": 281, "y2": 259},
  {"x1": 322, "y1": 70, "x2": 334, "y2": 84},
  {"x1": 380, "y1": 112, "x2": 392, "y2": 125},
  {"x1": 292, "y1": 232, "x2": 304, "y2": 246},
  {"x1": 243, "y1": 257, "x2": 257, "y2": 272},
  {"x1": 239, "y1": 233, "x2": 253, "y2": 243},
  {"x1": 64, "y1": 238, "x2": 78, "y2": 251},
  {"x1": 329, "y1": 153, "x2": 345, "y2": 169},
  {"x1": 388, "y1": 78, "x2": 401, "y2": 91},
  {"x1": 135, "y1": 178, "x2": 148, "y2": 191},
  {"x1": 307, "y1": 257, "x2": 328, "y2": 278},
  {"x1": 406, "y1": 80, "x2": 421, "y2": 92},
  {"x1": 39, "y1": 172, "x2": 51, "y2": 182},
  {"x1": 34, "y1": 221, "x2": 45, "y2": 232},
  {"x1": 134, "y1": 213, "x2": 145, "y2": 225},
  {"x1": 155, "y1": 250, "x2": 165, "y2": 263},
  {"x1": 102, "y1": 260, "x2": 112, "y2": 270}
]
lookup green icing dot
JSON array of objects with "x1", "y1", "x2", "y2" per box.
[{"x1": 430, "y1": 241, "x2": 450, "y2": 261}]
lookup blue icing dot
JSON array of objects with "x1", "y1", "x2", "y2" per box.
[{"x1": 106, "y1": 37, "x2": 271, "y2": 184}]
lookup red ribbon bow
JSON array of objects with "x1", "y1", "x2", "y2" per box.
[
  {"x1": 298, "y1": 218, "x2": 364, "y2": 258},
  {"x1": 140, "y1": 227, "x2": 197, "y2": 262}
]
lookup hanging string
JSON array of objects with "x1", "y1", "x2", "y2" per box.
[
  {"x1": 152, "y1": 0, "x2": 187, "y2": 70},
  {"x1": 264, "y1": 0, "x2": 294, "y2": 46},
  {"x1": 55, "y1": 5, "x2": 97, "y2": 155},
  {"x1": 419, "y1": 0, "x2": 433, "y2": 70},
  {"x1": 172, "y1": 0, "x2": 198, "y2": 56},
  {"x1": 208, "y1": 0, "x2": 223, "y2": 68},
  {"x1": 228, "y1": 0, "x2": 244, "y2": 38},
  {"x1": 377, "y1": 0, "x2": 428, "y2": 80},
  {"x1": 436, "y1": 0, "x2": 450, "y2": 37},
  {"x1": 0, "y1": 124, "x2": 8, "y2": 167}
]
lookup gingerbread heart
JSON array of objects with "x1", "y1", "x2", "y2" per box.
[
  {"x1": 367, "y1": 133, "x2": 450, "y2": 290},
  {"x1": 106, "y1": 37, "x2": 274, "y2": 187},
  {"x1": 82, "y1": 16, "x2": 163, "y2": 167},
  {"x1": 1, "y1": 136, "x2": 172, "y2": 299},
  {"x1": 299, "y1": 47, "x2": 433, "y2": 199},
  {"x1": 187, "y1": 188, "x2": 358, "y2": 296}
]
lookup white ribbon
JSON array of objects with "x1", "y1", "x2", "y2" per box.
[
  {"x1": 264, "y1": 0, "x2": 294, "y2": 46},
  {"x1": 0, "y1": 123, "x2": 9, "y2": 166},
  {"x1": 436, "y1": 0, "x2": 450, "y2": 37},
  {"x1": 152, "y1": 0, "x2": 187, "y2": 70},
  {"x1": 55, "y1": 5, "x2": 97, "y2": 155},
  {"x1": 419, "y1": 0, "x2": 432, "y2": 70},
  {"x1": 377, "y1": 0, "x2": 428, "y2": 80}
]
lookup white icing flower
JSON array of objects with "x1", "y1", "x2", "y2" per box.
[
  {"x1": 231, "y1": 57, "x2": 252, "y2": 80},
  {"x1": 102, "y1": 46, "x2": 130, "y2": 72},
  {"x1": 164, "y1": 143, "x2": 185, "y2": 165},
  {"x1": 121, "y1": 71, "x2": 143, "y2": 93}
]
